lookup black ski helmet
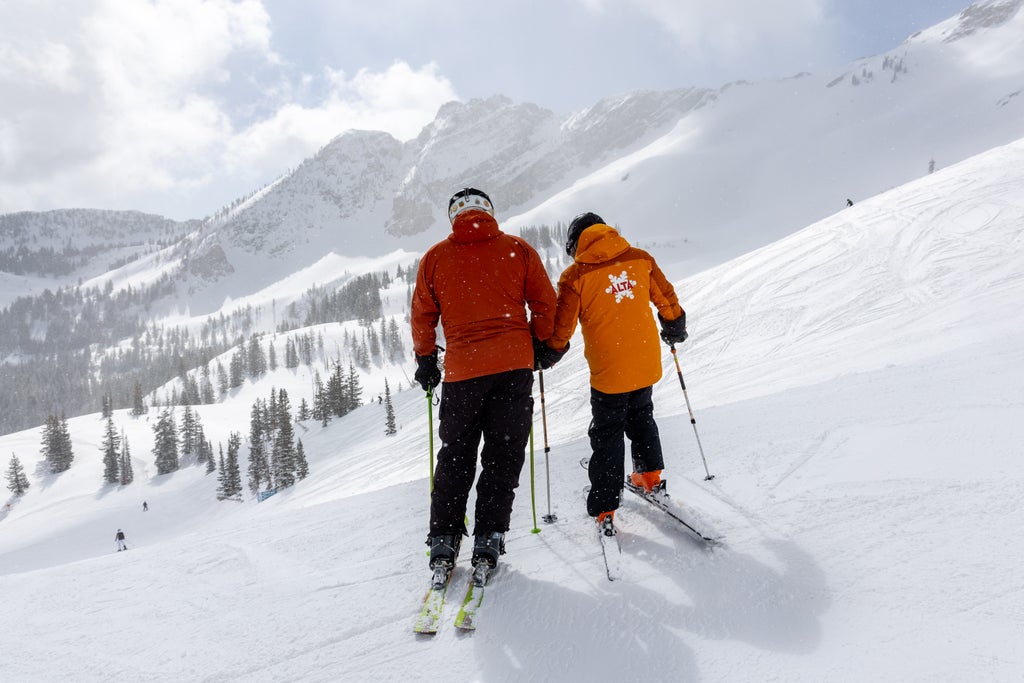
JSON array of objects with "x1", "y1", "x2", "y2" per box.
[
  {"x1": 448, "y1": 187, "x2": 494, "y2": 224},
  {"x1": 565, "y1": 212, "x2": 605, "y2": 257}
]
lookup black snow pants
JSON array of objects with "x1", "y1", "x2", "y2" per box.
[
  {"x1": 429, "y1": 369, "x2": 533, "y2": 537},
  {"x1": 585, "y1": 385, "x2": 665, "y2": 517}
]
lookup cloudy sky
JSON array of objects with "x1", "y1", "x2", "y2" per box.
[{"x1": 0, "y1": 0, "x2": 971, "y2": 222}]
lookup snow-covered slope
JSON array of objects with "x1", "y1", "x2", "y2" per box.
[{"x1": 2, "y1": 124, "x2": 1022, "y2": 680}]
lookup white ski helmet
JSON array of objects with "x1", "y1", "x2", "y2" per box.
[{"x1": 448, "y1": 187, "x2": 494, "y2": 224}]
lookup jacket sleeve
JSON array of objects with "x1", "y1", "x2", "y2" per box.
[
  {"x1": 647, "y1": 254, "x2": 684, "y2": 321},
  {"x1": 522, "y1": 243, "x2": 557, "y2": 341},
  {"x1": 410, "y1": 252, "x2": 440, "y2": 357},
  {"x1": 547, "y1": 266, "x2": 581, "y2": 351}
]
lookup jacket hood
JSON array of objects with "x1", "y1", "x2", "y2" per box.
[
  {"x1": 449, "y1": 210, "x2": 501, "y2": 244},
  {"x1": 574, "y1": 224, "x2": 631, "y2": 264}
]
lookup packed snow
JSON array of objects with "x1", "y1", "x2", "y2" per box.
[{"x1": 2, "y1": 133, "x2": 1023, "y2": 681}]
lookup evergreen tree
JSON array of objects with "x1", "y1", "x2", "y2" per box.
[
  {"x1": 100, "y1": 416, "x2": 121, "y2": 484},
  {"x1": 368, "y1": 326, "x2": 381, "y2": 365},
  {"x1": 42, "y1": 414, "x2": 75, "y2": 474},
  {"x1": 267, "y1": 341, "x2": 277, "y2": 371},
  {"x1": 229, "y1": 350, "x2": 245, "y2": 388},
  {"x1": 183, "y1": 374, "x2": 201, "y2": 405},
  {"x1": 247, "y1": 403, "x2": 269, "y2": 494},
  {"x1": 57, "y1": 414, "x2": 74, "y2": 472},
  {"x1": 39, "y1": 415, "x2": 55, "y2": 470},
  {"x1": 225, "y1": 432, "x2": 243, "y2": 498},
  {"x1": 326, "y1": 363, "x2": 345, "y2": 417},
  {"x1": 273, "y1": 389, "x2": 296, "y2": 488},
  {"x1": 216, "y1": 445, "x2": 228, "y2": 499},
  {"x1": 101, "y1": 393, "x2": 113, "y2": 419},
  {"x1": 385, "y1": 317, "x2": 404, "y2": 361},
  {"x1": 202, "y1": 435, "x2": 216, "y2": 474},
  {"x1": 180, "y1": 405, "x2": 198, "y2": 458},
  {"x1": 297, "y1": 398, "x2": 310, "y2": 422},
  {"x1": 384, "y1": 379, "x2": 397, "y2": 436},
  {"x1": 120, "y1": 432, "x2": 135, "y2": 485},
  {"x1": 311, "y1": 371, "x2": 329, "y2": 426},
  {"x1": 152, "y1": 408, "x2": 179, "y2": 475},
  {"x1": 295, "y1": 439, "x2": 309, "y2": 480},
  {"x1": 267, "y1": 390, "x2": 279, "y2": 435},
  {"x1": 131, "y1": 381, "x2": 148, "y2": 416},
  {"x1": 284, "y1": 338, "x2": 299, "y2": 369},
  {"x1": 5, "y1": 453, "x2": 30, "y2": 495},
  {"x1": 346, "y1": 362, "x2": 363, "y2": 412},
  {"x1": 216, "y1": 361, "x2": 229, "y2": 395},
  {"x1": 247, "y1": 334, "x2": 267, "y2": 378}
]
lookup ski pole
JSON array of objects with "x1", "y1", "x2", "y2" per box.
[
  {"x1": 670, "y1": 344, "x2": 715, "y2": 481},
  {"x1": 427, "y1": 387, "x2": 435, "y2": 492},
  {"x1": 529, "y1": 426, "x2": 540, "y2": 534},
  {"x1": 538, "y1": 370, "x2": 557, "y2": 523}
]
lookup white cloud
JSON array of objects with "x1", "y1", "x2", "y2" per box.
[
  {"x1": 0, "y1": 1, "x2": 455, "y2": 219},
  {"x1": 223, "y1": 61, "x2": 455, "y2": 178}
]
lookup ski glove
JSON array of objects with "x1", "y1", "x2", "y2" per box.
[
  {"x1": 659, "y1": 312, "x2": 688, "y2": 345},
  {"x1": 533, "y1": 337, "x2": 569, "y2": 370},
  {"x1": 414, "y1": 350, "x2": 441, "y2": 392}
]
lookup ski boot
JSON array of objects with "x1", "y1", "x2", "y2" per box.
[
  {"x1": 426, "y1": 533, "x2": 461, "y2": 588},
  {"x1": 629, "y1": 469, "x2": 663, "y2": 492},
  {"x1": 470, "y1": 531, "x2": 504, "y2": 586},
  {"x1": 596, "y1": 511, "x2": 616, "y2": 537}
]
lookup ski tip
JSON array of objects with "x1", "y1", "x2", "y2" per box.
[{"x1": 413, "y1": 620, "x2": 440, "y2": 635}]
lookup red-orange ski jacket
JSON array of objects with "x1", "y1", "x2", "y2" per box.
[
  {"x1": 547, "y1": 223, "x2": 684, "y2": 394},
  {"x1": 411, "y1": 211, "x2": 556, "y2": 382}
]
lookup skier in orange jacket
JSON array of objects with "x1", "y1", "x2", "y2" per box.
[
  {"x1": 537, "y1": 212, "x2": 687, "y2": 532},
  {"x1": 411, "y1": 187, "x2": 557, "y2": 571}
]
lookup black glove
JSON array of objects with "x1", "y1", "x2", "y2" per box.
[
  {"x1": 414, "y1": 350, "x2": 441, "y2": 392},
  {"x1": 659, "y1": 312, "x2": 688, "y2": 345},
  {"x1": 533, "y1": 337, "x2": 569, "y2": 370}
]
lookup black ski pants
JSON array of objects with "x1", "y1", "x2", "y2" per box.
[
  {"x1": 586, "y1": 385, "x2": 665, "y2": 517},
  {"x1": 429, "y1": 369, "x2": 533, "y2": 537}
]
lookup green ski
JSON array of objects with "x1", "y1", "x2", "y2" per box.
[
  {"x1": 453, "y1": 564, "x2": 491, "y2": 630},
  {"x1": 413, "y1": 566, "x2": 453, "y2": 635}
]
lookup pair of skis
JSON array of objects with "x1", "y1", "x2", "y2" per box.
[
  {"x1": 413, "y1": 562, "x2": 492, "y2": 634},
  {"x1": 582, "y1": 457, "x2": 722, "y2": 581}
]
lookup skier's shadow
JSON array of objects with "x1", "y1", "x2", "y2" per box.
[
  {"x1": 626, "y1": 530, "x2": 829, "y2": 653},
  {"x1": 470, "y1": 564, "x2": 701, "y2": 682},
  {"x1": 469, "y1": 529, "x2": 826, "y2": 681}
]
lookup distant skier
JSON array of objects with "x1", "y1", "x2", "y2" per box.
[
  {"x1": 846, "y1": 198, "x2": 854, "y2": 207},
  {"x1": 536, "y1": 212, "x2": 687, "y2": 534},
  {"x1": 142, "y1": 501, "x2": 148, "y2": 511},
  {"x1": 411, "y1": 187, "x2": 557, "y2": 573},
  {"x1": 115, "y1": 529, "x2": 128, "y2": 552}
]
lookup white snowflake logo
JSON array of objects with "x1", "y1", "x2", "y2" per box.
[{"x1": 605, "y1": 271, "x2": 636, "y2": 303}]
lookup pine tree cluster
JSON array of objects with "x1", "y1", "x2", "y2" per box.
[{"x1": 245, "y1": 387, "x2": 309, "y2": 496}]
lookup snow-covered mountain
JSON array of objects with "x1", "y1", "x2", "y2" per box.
[
  {"x1": 0, "y1": 209, "x2": 195, "y2": 308},
  {"x1": 2, "y1": 128, "x2": 1022, "y2": 681},
  {"x1": 166, "y1": 0, "x2": 1024, "y2": 311},
  {"x1": 3, "y1": 1, "x2": 1023, "y2": 321}
]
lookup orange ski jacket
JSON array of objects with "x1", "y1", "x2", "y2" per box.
[
  {"x1": 411, "y1": 211, "x2": 557, "y2": 382},
  {"x1": 547, "y1": 223, "x2": 684, "y2": 394}
]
